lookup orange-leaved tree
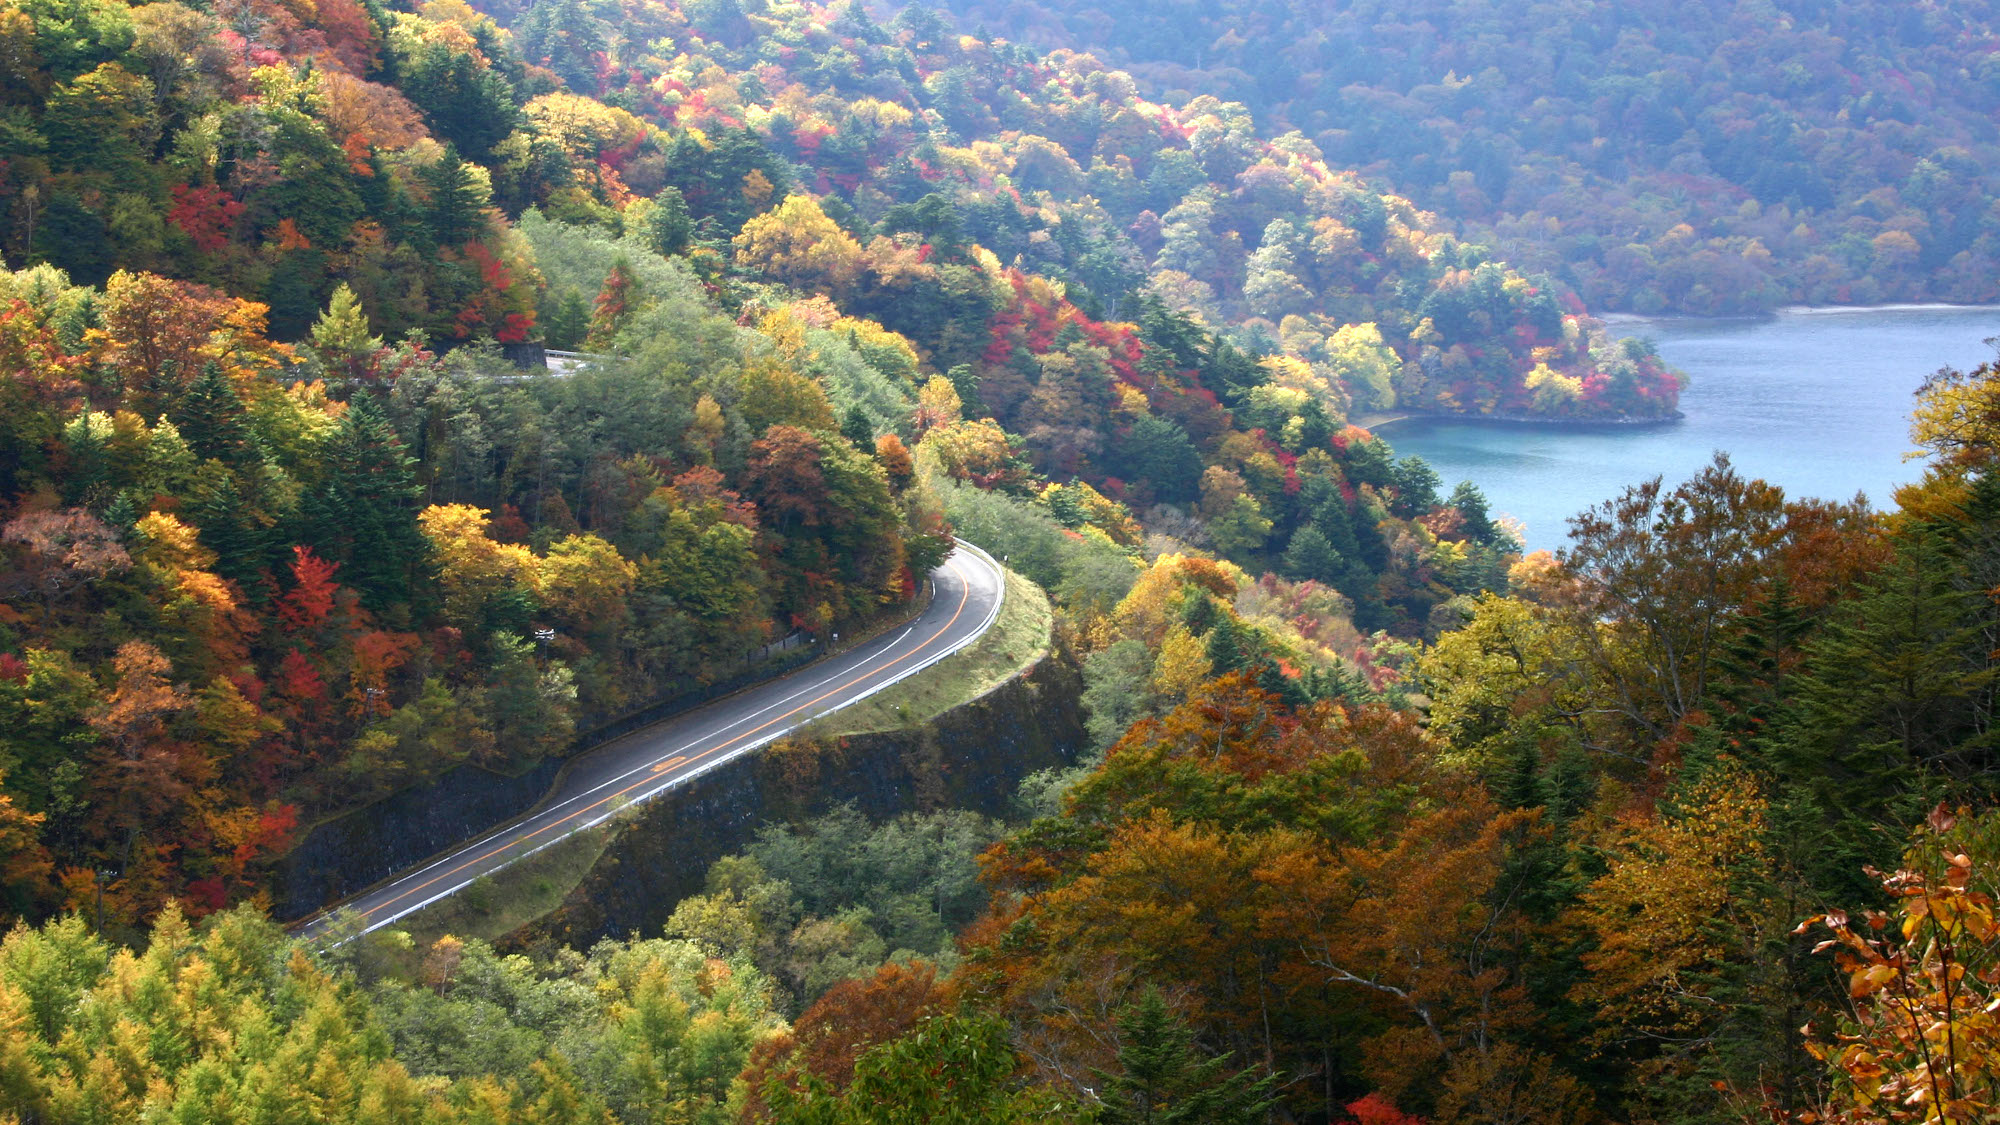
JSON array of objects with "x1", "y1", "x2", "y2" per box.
[{"x1": 1797, "y1": 804, "x2": 2000, "y2": 1124}]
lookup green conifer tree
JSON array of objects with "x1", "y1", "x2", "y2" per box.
[
  {"x1": 542, "y1": 288, "x2": 591, "y2": 350},
  {"x1": 644, "y1": 186, "x2": 695, "y2": 257},
  {"x1": 304, "y1": 395, "x2": 427, "y2": 610},
  {"x1": 310, "y1": 283, "x2": 382, "y2": 365},
  {"x1": 841, "y1": 405, "x2": 875, "y2": 450},
  {"x1": 422, "y1": 147, "x2": 489, "y2": 246},
  {"x1": 1096, "y1": 988, "x2": 1277, "y2": 1125},
  {"x1": 1204, "y1": 615, "x2": 1246, "y2": 675},
  {"x1": 174, "y1": 363, "x2": 255, "y2": 468},
  {"x1": 185, "y1": 465, "x2": 271, "y2": 594},
  {"x1": 1279, "y1": 524, "x2": 1342, "y2": 584}
]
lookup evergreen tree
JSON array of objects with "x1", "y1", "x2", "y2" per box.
[
  {"x1": 1201, "y1": 339, "x2": 1267, "y2": 411},
  {"x1": 304, "y1": 394, "x2": 427, "y2": 610},
  {"x1": 1450, "y1": 480, "x2": 1500, "y2": 544},
  {"x1": 185, "y1": 466, "x2": 271, "y2": 595},
  {"x1": 403, "y1": 45, "x2": 518, "y2": 161},
  {"x1": 421, "y1": 147, "x2": 489, "y2": 247},
  {"x1": 643, "y1": 186, "x2": 695, "y2": 257},
  {"x1": 945, "y1": 363, "x2": 985, "y2": 418},
  {"x1": 1119, "y1": 415, "x2": 1203, "y2": 503},
  {"x1": 1314, "y1": 660, "x2": 1372, "y2": 706},
  {"x1": 1341, "y1": 434, "x2": 1395, "y2": 488},
  {"x1": 1389, "y1": 454, "x2": 1443, "y2": 517},
  {"x1": 1784, "y1": 527, "x2": 1995, "y2": 791},
  {"x1": 1136, "y1": 297, "x2": 1208, "y2": 373},
  {"x1": 1096, "y1": 989, "x2": 1277, "y2": 1125},
  {"x1": 1293, "y1": 398, "x2": 1334, "y2": 452},
  {"x1": 1765, "y1": 525, "x2": 1997, "y2": 899},
  {"x1": 1706, "y1": 576, "x2": 1814, "y2": 751},
  {"x1": 1044, "y1": 485, "x2": 1087, "y2": 529},
  {"x1": 33, "y1": 193, "x2": 114, "y2": 286},
  {"x1": 513, "y1": 0, "x2": 605, "y2": 91},
  {"x1": 1256, "y1": 660, "x2": 1307, "y2": 708},
  {"x1": 1279, "y1": 524, "x2": 1342, "y2": 584},
  {"x1": 264, "y1": 115, "x2": 366, "y2": 247},
  {"x1": 1204, "y1": 615, "x2": 1246, "y2": 675},
  {"x1": 174, "y1": 363, "x2": 255, "y2": 468},
  {"x1": 542, "y1": 288, "x2": 590, "y2": 351},
  {"x1": 1179, "y1": 590, "x2": 1219, "y2": 637},
  {"x1": 1308, "y1": 487, "x2": 1361, "y2": 562},
  {"x1": 57, "y1": 415, "x2": 110, "y2": 509},
  {"x1": 841, "y1": 405, "x2": 875, "y2": 450}
]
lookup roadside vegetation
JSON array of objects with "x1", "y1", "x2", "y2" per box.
[{"x1": 811, "y1": 567, "x2": 1050, "y2": 737}]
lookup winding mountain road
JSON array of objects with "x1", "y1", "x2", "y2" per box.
[{"x1": 295, "y1": 541, "x2": 1006, "y2": 940}]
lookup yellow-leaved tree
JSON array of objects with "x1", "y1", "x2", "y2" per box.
[
  {"x1": 734, "y1": 194, "x2": 866, "y2": 296},
  {"x1": 416, "y1": 504, "x2": 541, "y2": 631}
]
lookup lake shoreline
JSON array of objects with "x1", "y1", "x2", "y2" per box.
[
  {"x1": 1600, "y1": 301, "x2": 2000, "y2": 328},
  {"x1": 1386, "y1": 306, "x2": 2000, "y2": 548},
  {"x1": 1355, "y1": 409, "x2": 1686, "y2": 433}
]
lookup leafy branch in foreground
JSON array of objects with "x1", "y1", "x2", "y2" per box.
[{"x1": 1797, "y1": 805, "x2": 2000, "y2": 1124}]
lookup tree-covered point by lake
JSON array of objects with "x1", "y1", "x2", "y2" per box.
[{"x1": 1379, "y1": 305, "x2": 2000, "y2": 550}]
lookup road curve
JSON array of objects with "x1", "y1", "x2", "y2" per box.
[{"x1": 296, "y1": 541, "x2": 1006, "y2": 940}]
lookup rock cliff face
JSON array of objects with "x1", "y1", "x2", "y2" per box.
[{"x1": 520, "y1": 652, "x2": 1086, "y2": 947}]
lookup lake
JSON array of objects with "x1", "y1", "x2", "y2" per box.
[{"x1": 1376, "y1": 306, "x2": 2000, "y2": 551}]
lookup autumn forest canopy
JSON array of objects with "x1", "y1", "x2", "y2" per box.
[{"x1": 1, "y1": 0, "x2": 2000, "y2": 1122}]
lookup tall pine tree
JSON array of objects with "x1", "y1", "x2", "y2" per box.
[
  {"x1": 1096, "y1": 989, "x2": 1277, "y2": 1125},
  {"x1": 304, "y1": 395, "x2": 427, "y2": 610}
]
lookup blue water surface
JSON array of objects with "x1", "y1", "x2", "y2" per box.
[{"x1": 1378, "y1": 306, "x2": 2000, "y2": 551}]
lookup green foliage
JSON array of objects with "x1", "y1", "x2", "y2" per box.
[
  {"x1": 304, "y1": 393, "x2": 427, "y2": 610},
  {"x1": 1096, "y1": 989, "x2": 1278, "y2": 1125},
  {"x1": 644, "y1": 186, "x2": 696, "y2": 257},
  {"x1": 1115, "y1": 416, "x2": 1202, "y2": 505},
  {"x1": 0, "y1": 906, "x2": 782, "y2": 1124},
  {"x1": 765, "y1": 1008, "x2": 1080, "y2": 1123},
  {"x1": 669, "y1": 805, "x2": 1007, "y2": 1012}
]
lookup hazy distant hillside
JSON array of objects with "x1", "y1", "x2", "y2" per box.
[{"x1": 933, "y1": 0, "x2": 2000, "y2": 314}]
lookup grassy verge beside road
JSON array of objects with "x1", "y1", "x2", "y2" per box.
[
  {"x1": 394, "y1": 824, "x2": 614, "y2": 947},
  {"x1": 810, "y1": 567, "x2": 1050, "y2": 737},
  {"x1": 382, "y1": 565, "x2": 1047, "y2": 947}
]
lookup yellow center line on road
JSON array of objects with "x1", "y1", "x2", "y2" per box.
[
  {"x1": 652, "y1": 756, "x2": 688, "y2": 773},
  {"x1": 346, "y1": 555, "x2": 978, "y2": 927}
]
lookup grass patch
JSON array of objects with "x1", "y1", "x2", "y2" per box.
[
  {"x1": 812, "y1": 567, "x2": 1052, "y2": 737},
  {"x1": 393, "y1": 823, "x2": 615, "y2": 948}
]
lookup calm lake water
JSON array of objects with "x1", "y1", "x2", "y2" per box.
[{"x1": 1377, "y1": 306, "x2": 2000, "y2": 551}]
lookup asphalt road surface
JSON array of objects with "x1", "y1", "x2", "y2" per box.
[{"x1": 296, "y1": 542, "x2": 1005, "y2": 940}]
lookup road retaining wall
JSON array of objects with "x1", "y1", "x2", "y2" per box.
[
  {"x1": 516, "y1": 648, "x2": 1086, "y2": 948},
  {"x1": 272, "y1": 641, "x2": 820, "y2": 921}
]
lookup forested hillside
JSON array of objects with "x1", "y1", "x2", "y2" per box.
[
  {"x1": 937, "y1": 0, "x2": 2000, "y2": 314},
  {"x1": 0, "y1": 0, "x2": 1682, "y2": 422},
  {"x1": 10, "y1": 365, "x2": 2000, "y2": 1123},
  {"x1": 0, "y1": 0, "x2": 1595, "y2": 927},
  {"x1": 5, "y1": 0, "x2": 2000, "y2": 1122}
]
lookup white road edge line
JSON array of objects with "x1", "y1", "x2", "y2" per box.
[
  {"x1": 316, "y1": 541, "x2": 1006, "y2": 941},
  {"x1": 330, "y1": 560, "x2": 967, "y2": 894}
]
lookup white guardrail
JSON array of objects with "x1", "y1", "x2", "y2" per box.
[{"x1": 319, "y1": 540, "x2": 1007, "y2": 937}]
